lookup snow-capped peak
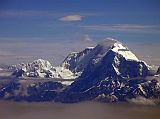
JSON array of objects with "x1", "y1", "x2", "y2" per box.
[
  {"x1": 11, "y1": 38, "x2": 151, "y2": 81},
  {"x1": 77, "y1": 38, "x2": 151, "y2": 79},
  {"x1": 111, "y1": 42, "x2": 138, "y2": 61},
  {"x1": 61, "y1": 38, "x2": 150, "y2": 79},
  {"x1": 12, "y1": 59, "x2": 53, "y2": 78},
  {"x1": 95, "y1": 38, "x2": 138, "y2": 61},
  {"x1": 67, "y1": 39, "x2": 151, "y2": 93},
  {"x1": 32, "y1": 59, "x2": 52, "y2": 70}
]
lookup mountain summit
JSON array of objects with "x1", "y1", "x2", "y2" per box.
[
  {"x1": 81, "y1": 38, "x2": 149, "y2": 78},
  {"x1": 66, "y1": 38, "x2": 150, "y2": 92},
  {"x1": 56, "y1": 39, "x2": 159, "y2": 103},
  {"x1": 12, "y1": 38, "x2": 150, "y2": 81},
  {"x1": 1, "y1": 38, "x2": 159, "y2": 103}
]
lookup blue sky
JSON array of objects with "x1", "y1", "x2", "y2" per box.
[{"x1": 0, "y1": 0, "x2": 160, "y2": 43}]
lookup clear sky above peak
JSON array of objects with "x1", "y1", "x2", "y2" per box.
[{"x1": 0, "y1": 0, "x2": 160, "y2": 44}]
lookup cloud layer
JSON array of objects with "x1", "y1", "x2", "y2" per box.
[
  {"x1": 59, "y1": 15, "x2": 83, "y2": 21},
  {"x1": 80, "y1": 24, "x2": 160, "y2": 33}
]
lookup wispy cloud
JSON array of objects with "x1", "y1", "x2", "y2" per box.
[
  {"x1": 0, "y1": 10, "x2": 57, "y2": 17},
  {"x1": 0, "y1": 10, "x2": 92, "y2": 20},
  {"x1": 83, "y1": 34, "x2": 93, "y2": 42},
  {"x1": 80, "y1": 24, "x2": 160, "y2": 33},
  {"x1": 59, "y1": 15, "x2": 83, "y2": 21}
]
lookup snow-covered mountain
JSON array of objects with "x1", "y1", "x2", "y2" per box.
[
  {"x1": 11, "y1": 59, "x2": 76, "y2": 79},
  {"x1": 54, "y1": 39, "x2": 159, "y2": 103},
  {"x1": 61, "y1": 47, "x2": 94, "y2": 75},
  {"x1": 63, "y1": 38, "x2": 150, "y2": 79},
  {"x1": 11, "y1": 38, "x2": 150, "y2": 81},
  {"x1": 81, "y1": 38, "x2": 149, "y2": 77},
  {"x1": 66, "y1": 38, "x2": 151, "y2": 92},
  {"x1": 0, "y1": 38, "x2": 160, "y2": 103}
]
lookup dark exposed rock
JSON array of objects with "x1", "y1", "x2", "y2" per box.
[{"x1": 157, "y1": 66, "x2": 160, "y2": 74}]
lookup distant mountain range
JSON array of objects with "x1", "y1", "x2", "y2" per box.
[
  {"x1": 0, "y1": 38, "x2": 159, "y2": 104},
  {"x1": 10, "y1": 59, "x2": 78, "y2": 79}
]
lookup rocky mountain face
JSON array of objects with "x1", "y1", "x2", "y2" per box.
[
  {"x1": 0, "y1": 38, "x2": 159, "y2": 103},
  {"x1": 61, "y1": 47, "x2": 94, "y2": 74},
  {"x1": 0, "y1": 77, "x2": 159, "y2": 103},
  {"x1": 157, "y1": 66, "x2": 160, "y2": 75},
  {"x1": 0, "y1": 80, "x2": 64, "y2": 101},
  {"x1": 66, "y1": 39, "x2": 150, "y2": 93},
  {"x1": 58, "y1": 78, "x2": 160, "y2": 103}
]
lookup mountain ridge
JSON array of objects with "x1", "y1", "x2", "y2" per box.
[{"x1": 0, "y1": 38, "x2": 159, "y2": 103}]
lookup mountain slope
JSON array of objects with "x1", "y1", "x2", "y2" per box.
[
  {"x1": 66, "y1": 38, "x2": 150, "y2": 92},
  {"x1": 61, "y1": 47, "x2": 94, "y2": 74},
  {"x1": 0, "y1": 38, "x2": 160, "y2": 103}
]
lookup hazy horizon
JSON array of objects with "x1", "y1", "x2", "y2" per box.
[
  {"x1": 0, "y1": 101, "x2": 160, "y2": 119},
  {"x1": 0, "y1": 38, "x2": 160, "y2": 66}
]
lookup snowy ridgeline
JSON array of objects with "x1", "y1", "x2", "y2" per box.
[
  {"x1": 0, "y1": 38, "x2": 160, "y2": 103},
  {"x1": 10, "y1": 38, "x2": 156, "y2": 79},
  {"x1": 10, "y1": 59, "x2": 78, "y2": 79}
]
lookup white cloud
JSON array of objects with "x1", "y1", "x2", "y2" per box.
[
  {"x1": 80, "y1": 24, "x2": 160, "y2": 33},
  {"x1": 59, "y1": 15, "x2": 83, "y2": 21}
]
